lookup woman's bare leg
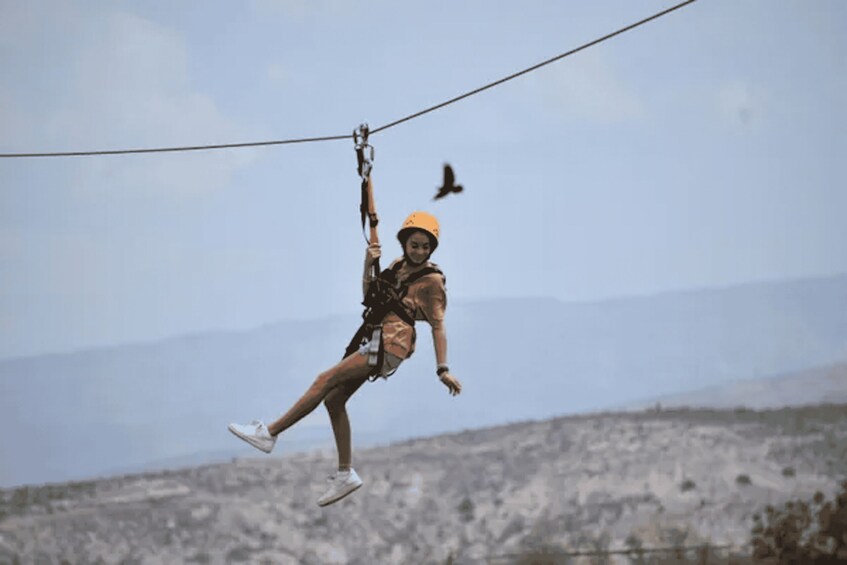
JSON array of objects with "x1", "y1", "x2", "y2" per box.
[
  {"x1": 266, "y1": 352, "x2": 371, "y2": 436},
  {"x1": 324, "y1": 377, "x2": 367, "y2": 471}
]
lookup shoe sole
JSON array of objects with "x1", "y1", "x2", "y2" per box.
[
  {"x1": 317, "y1": 481, "x2": 363, "y2": 507},
  {"x1": 227, "y1": 424, "x2": 274, "y2": 454}
]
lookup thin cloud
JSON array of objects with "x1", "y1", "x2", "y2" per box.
[
  {"x1": 250, "y1": 0, "x2": 348, "y2": 18},
  {"x1": 266, "y1": 63, "x2": 289, "y2": 85},
  {"x1": 716, "y1": 81, "x2": 763, "y2": 128},
  {"x1": 7, "y1": 8, "x2": 258, "y2": 198},
  {"x1": 533, "y1": 50, "x2": 644, "y2": 124}
]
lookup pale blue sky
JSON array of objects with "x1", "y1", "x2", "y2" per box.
[{"x1": 1, "y1": 0, "x2": 845, "y2": 358}]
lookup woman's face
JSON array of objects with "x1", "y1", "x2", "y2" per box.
[{"x1": 404, "y1": 231, "x2": 432, "y2": 265}]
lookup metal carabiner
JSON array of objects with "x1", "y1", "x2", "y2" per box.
[
  {"x1": 359, "y1": 148, "x2": 374, "y2": 179},
  {"x1": 354, "y1": 123, "x2": 375, "y2": 179},
  {"x1": 353, "y1": 123, "x2": 369, "y2": 147}
]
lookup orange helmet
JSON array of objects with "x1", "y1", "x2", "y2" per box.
[{"x1": 397, "y1": 211, "x2": 440, "y2": 251}]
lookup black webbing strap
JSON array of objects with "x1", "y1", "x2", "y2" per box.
[
  {"x1": 343, "y1": 260, "x2": 444, "y2": 367},
  {"x1": 360, "y1": 178, "x2": 368, "y2": 238}
]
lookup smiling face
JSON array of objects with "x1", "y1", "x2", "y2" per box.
[{"x1": 403, "y1": 230, "x2": 433, "y2": 265}]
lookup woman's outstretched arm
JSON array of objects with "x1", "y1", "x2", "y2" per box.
[
  {"x1": 423, "y1": 275, "x2": 461, "y2": 396},
  {"x1": 432, "y1": 324, "x2": 461, "y2": 395},
  {"x1": 432, "y1": 324, "x2": 448, "y2": 367}
]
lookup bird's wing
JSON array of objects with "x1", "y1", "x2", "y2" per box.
[{"x1": 443, "y1": 164, "x2": 454, "y2": 185}]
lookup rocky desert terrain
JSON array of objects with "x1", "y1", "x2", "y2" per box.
[{"x1": 1, "y1": 403, "x2": 845, "y2": 564}]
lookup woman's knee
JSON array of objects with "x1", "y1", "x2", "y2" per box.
[
  {"x1": 324, "y1": 389, "x2": 347, "y2": 414},
  {"x1": 313, "y1": 366, "x2": 338, "y2": 392}
]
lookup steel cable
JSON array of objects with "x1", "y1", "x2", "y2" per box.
[{"x1": 0, "y1": 0, "x2": 697, "y2": 159}]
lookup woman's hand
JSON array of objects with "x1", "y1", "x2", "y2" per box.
[
  {"x1": 439, "y1": 372, "x2": 462, "y2": 396},
  {"x1": 364, "y1": 242, "x2": 381, "y2": 268}
]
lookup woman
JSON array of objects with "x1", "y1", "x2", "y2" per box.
[{"x1": 228, "y1": 211, "x2": 462, "y2": 507}]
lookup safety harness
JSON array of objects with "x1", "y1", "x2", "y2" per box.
[
  {"x1": 343, "y1": 259, "x2": 444, "y2": 380},
  {"x1": 345, "y1": 124, "x2": 444, "y2": 379}
]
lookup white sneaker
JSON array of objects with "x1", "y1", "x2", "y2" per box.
[
  {"x1": 317, "y1": 468, "x2": 363, "y2": 507},
  {"x1": 227, "y1": 420, "x2": 276, "y2": 454}
]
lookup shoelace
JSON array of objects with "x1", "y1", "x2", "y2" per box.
[{"x1": 327, "y1": 471, "x2": 351, "y2": 482}]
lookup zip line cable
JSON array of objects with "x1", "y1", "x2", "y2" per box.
[
  {"x1": 369, "y1": 0, "x2": 697, "y2": 136},
  {"x1": 0, "y1": 0, "x2": 697, "y2": 159},
  {"x1": 0, "y1": 135, "x2": 352, "y2": 158}
]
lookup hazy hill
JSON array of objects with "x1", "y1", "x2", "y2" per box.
[
  {"x1": 1, "y1": 273, "x2": 845, "y2": 487},
  {"x1": 1, "y1": 404, "x2": 844, "y2": 564},
  {"x1": 624, "y1": 361, "x2": 847, "y2": 411}
]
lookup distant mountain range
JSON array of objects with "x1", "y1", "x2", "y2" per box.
[
  {"x1": 623, "y1": 361, "x2": 847, "y2": 411},
  {"x1": 1, "y1": 273, "x2": 845, "y2": 487}
]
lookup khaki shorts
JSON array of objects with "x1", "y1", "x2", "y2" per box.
[{"x1": 357, "y1": 340, "x2": 403, "y2": 378}]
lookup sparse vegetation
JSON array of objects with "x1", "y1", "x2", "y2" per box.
[
  {"x1": 680, "y1": 479, "x2": 696, "y2": 492},
  {"x1": 751, "y1": 480, "x2": 847, "y2": 563},
  {"x1": 457, "y1": 496, "x2": 475, "y2": 523},
  {"x1": 625, "y1": 534, "x2": 647, "y2": 564}
]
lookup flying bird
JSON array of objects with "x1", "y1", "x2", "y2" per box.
[{"x1": 434, "y1": 164, "x2": 463, "y2": 200}]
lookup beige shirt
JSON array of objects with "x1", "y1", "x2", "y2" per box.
[{"x1": 380, "y1": 258, "x2": 447, "y2": 359}]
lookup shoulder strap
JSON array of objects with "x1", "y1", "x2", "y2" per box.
[
  {"x1": 381, "y1": 259, "x2": 442, "y2": 288},
  {"x1": 402, "y1": 266, "x2": 442, "y2": 287},
  {"x1": 396, "y1": 265, "x2": 444, "y2": 304}
]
